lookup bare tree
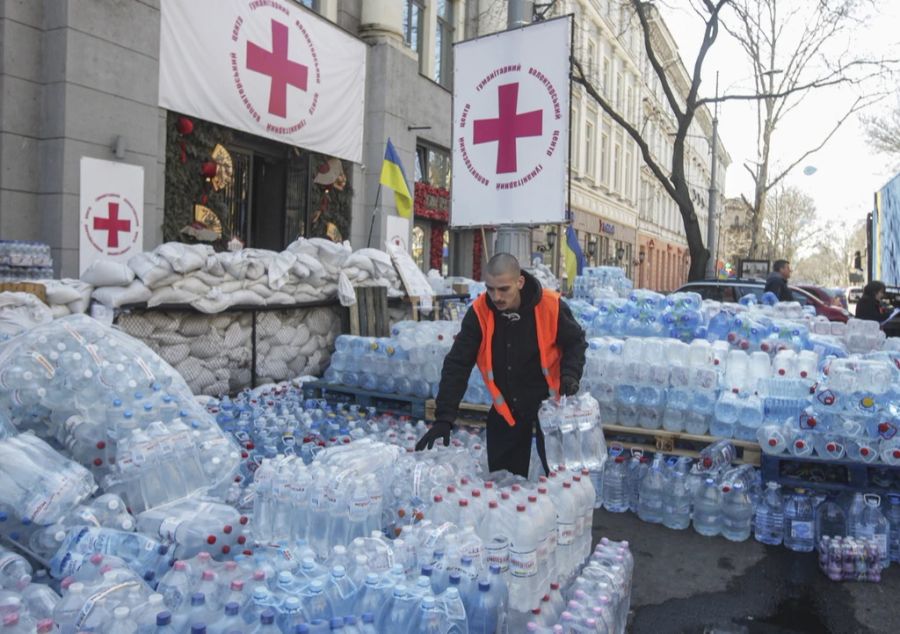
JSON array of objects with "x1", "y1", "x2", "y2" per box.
[
  {"x1": 569, "y1": 0, "x2": 894, "y2": 280},
  {"x1": 863, "y1": 94, "x2": 900, "y2": 165},
  {"x1": 761, "y1": 185, "x2": 820, "y2": 263},
  {"x1": 725, "y1": 0, "x2": 892, "y2": 257}
]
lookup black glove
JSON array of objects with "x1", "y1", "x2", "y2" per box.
[
  {"x1": 561, "y1": 376, "x2": 580, "y2": 397},
  {"x1": 415, "y1": 421, "x2": 453, "y2": 451}
]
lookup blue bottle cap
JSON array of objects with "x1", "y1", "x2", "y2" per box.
[
  {"x1": 489, "y1": 563, "x2": 501, "y2": 574},
  {"x1": 156, "y1": 611, "x2": 172, "y2": 626},
  {"x1": 224, "y1": 602, "x2": 239, "y2": 616},
  {"x1": 190, "y1": 592, "x2": 205, "y2": 606},
  {"x1": 448, "y1": 572, "x2": 461, "y2": 585},
  {"x1": 294, "y1": 625, "x2": 311, "y2": 634},
  {"x1": 330, "y1": 617, "x2": 344, "y2": 630},
  {"x1": 479, "y1": 580, "x2": 491, "y2": 592},
  {"x1": 191, "y1": 624, "x2": 206, "y2": 634},
  {"x1": 261, "y1": 609, "x2": 275, "y2": 625},
  {"x1": 361, "y1": 613, "x2": 374, "y2": 624}
]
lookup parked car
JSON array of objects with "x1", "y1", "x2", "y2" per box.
[
  {"x1": 675, "y1": 279, "x2": 851, "y2": 322},
  {"x1": 796, "y1": 284, "x2": 847, "y2": 310}
]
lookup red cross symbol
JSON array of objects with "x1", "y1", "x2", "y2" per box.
[
  {"x1": 246, "y1": 20, "x2": 309, "y2": 118},
  {"x1": 473, "y1": 83, "x2": 543, "y2": 174},
  {"x1": 93, "y1": 202, "x2": 131, "y2": 249}
]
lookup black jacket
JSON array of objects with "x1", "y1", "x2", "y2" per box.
[
  {"x1": 856, "y1": 295, "x2": 886, "y2": 322},
  {"x1": 434, "y1": 270, "x2": 587, "y2": 424},
  {"x1": 764, "y1": 271, "x2": 793, "y2": 302}
]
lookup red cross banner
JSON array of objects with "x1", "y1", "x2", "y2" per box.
[
  {"x1": 79, "y1": 158, "x2": 144, "y2": 274},
  {"x1": 159, "y1": 0, "x2": 365, "y2": 163},
  {"x1": 451, "y1": 17, "x2": 571, "y2": 227}
]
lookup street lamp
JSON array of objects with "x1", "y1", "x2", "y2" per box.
[
  {"x1": 616, "y1": 245, "x2": 625, "y2": 262},
  {"x1": 587, "y1": 237, "x2": 597, "y2": 260},
  {"x1": 546, "y1": 228, "x2": 557, "y2": 251}
]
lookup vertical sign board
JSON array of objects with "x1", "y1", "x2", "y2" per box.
[
  {"x1": 451, "y1": 17, "x2": 571, "y2": 227},
  {"x1": 79, "y1": 158, "x2": 144, "y2": 275}
]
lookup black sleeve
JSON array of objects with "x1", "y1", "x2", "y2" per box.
[
  {"x1": 434, "y1": 308, "x2": 482, "y2": 423},
  {"x1": 856, "y1": 297, "x2": 885, "y2": 322},
  {"x1": 557, "y1": 299, "x2": 587, "y2": 382}
]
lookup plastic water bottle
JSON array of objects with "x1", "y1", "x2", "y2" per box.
[
  {"x1": 697, "y1": 440, "x2": 735, "y2": 472},
  {"x1": 601, "y1": 456, "x2": 629, "y2": 513},
  {"x1": 508, "y1": 504, "x2": 538, "y2": 612},
  {"x1": 852, "y1": 494, "x2": 890, "y2": 569},
  {"x1": 661, "y1": 471, "x2": 691, "y2": 530},
  {"x1": 467, "y1": 580, "x2": 499, "y2": 634},
  {"x1": 815, "y1": 499, "x2": 847, "y2": 541},
  {"x1": 692, "y1": 478, "x2": 721, "y2": 537},
  {"x1": 754, "y1": 482, "x2": 784, "y2": 546},
  {"x1": 783, "y1": 491, "x2": 815, "y2": 552},
  {"x1": 720, "y1": 482, "x2": 753, "y2": 541},
  {"x1": 636, "y1": 455, "x2": 665, "y2": 524},
  {"x1": 0, "y1": 545, "x2": 32, "y2": 590}
]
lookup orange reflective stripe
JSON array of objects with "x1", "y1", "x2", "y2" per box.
[
  {"x1": 534, "y1": 289, "x2": 561, "y2": 398},
  {"x1": 472, "y1": 289, "x2": 563, "y2": 428}
]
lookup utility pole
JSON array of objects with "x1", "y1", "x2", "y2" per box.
[
  {"x1": 705, "y1": 72, "x2": 719, "y2": 280},
  {"x1": 493, "y1": 0, "x2": 535, "y2": 267}
]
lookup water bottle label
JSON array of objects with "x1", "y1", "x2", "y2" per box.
[
  {"x1": 75, "y1": 581, "x2": 140, "y2": 630},
  {"x1": 30, "y1": 352, "x2": 55, "y2": 379},
  {"x1": 135, "y1": 357, "x2": 156, "y2": 382},
  {"x1": 875, "y1": 534, "x2": 888, "y2": 557},
  {"x1": 84, "y1": 343, "x2": 103, "y2": 366},
  {"x1": 509, "y1": 548, "x2": 537, "y2": 578},
  {"x1": 791, "y1": 521, "x2": 814, "y2": 539},
  {"x1": 24, "y1": 477, "x2": 79, "y2": 524},
  {"x1": 558, "y1": 523, "x2": 576, "y2": 546},
  {"x1": 413, "y1": 463, "x2": 425, "y2": 497},
  {"x1": 486, "y1": 540, "x2": 510, "y2": 572}
]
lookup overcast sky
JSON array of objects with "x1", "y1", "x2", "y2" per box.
[{"x1": 658, "y1": 1, "x2": 900, "y2": 229}]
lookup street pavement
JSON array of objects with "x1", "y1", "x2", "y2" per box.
[{"x1": 592, "y1": 509, "x2": 900, "y2": 633}]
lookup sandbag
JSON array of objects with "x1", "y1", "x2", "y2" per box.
[
  {"x1": 81, "y1": 259, "x2": 135, "y2": 287},
  {"x1": 147, "y1": 286, "x2": 197, "y2": 307},
  {"x1": 189, "y1": 338, "x2": 219, "y2": 360},
  {"x1": 224, "y1": 322, "x2": 251, "y2": 348},
  {"x1": 344, "y1": 252, "x2": 376, "y2": 275},
  {"x1": 66, "y1": 298, "x2": 89, "y2": 314},
  {"x1": 173, "y1": 277, "x2": 211, "y2": 296},
  {"x1": 204, "y1": 255, "x2": 226, "y2": 277},
  {"x1": 156, "y1": 242, "x2": 211, "y2": 274},
  {"x1": 128, "y1": 252, "x2": 174, "y2": 287},
  {"x1": 49, "y1": 304, "x2": 71, "y2": 319},
  {"x1": 159, "y1": 343, "x2": 190, "y2": 366},
  {"x1": 145, "y1": 312, "x2": 179, "y2": 332},
  {"x1": 179, "y1": 315, "x2": 211, "y2": 337},
  {"x1": 294, "y1": 253, "x2": 325, "y2": 278},
  {"x1": 41, "y1": 279, "x2": 83, "y2": 305},
  {"x1": 91, "y1": 280, "x2": 152, "y2": 308},
  {"x1": 267, "y1": 292, "x2": 295, "y2": 305}
]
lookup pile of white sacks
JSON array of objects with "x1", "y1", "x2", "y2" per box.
[
  {"x1": 116, "y1": 305, "x2": 341, "y2": 394},
  {"x1": 85, "y1": 238, "x2": 404, "y2": 312}
]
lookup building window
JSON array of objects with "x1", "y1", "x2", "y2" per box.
[
  {"x1": 435, "y1": 0, "x2": 454, "y2": 87},
  {"x1": 600, "y1": 121, "x2": 610, "y2": 185},
  {"x1": 298, "y1": 0, "x2": 318, "y2": 9},
  {"x1": 416, "y1": 142, "x2": 452, "y2": 189},
  {"x1": 403, "y1": 0, "x2": 425, "y2": 64},
  {"x1": 586, "y1": 39, "x2": 596, "y2": 82},
  {"x1": 613, "y1": 142, "x2": 622, "y2": 193},
  {"x1": 585, "y1": 120, "x2": 596, "y2": 180},
  {"x1": 625, "y1": 142, "x2": 634, "y2": 200},
  {"x1": 602, "y1": 57, "x2": 611, "y2": 96}
]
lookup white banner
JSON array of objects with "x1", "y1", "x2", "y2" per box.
[
  {"x1": 451, "y1": 17, "x2": 571, "y2": 227},
  {"x1": 79, "y1": 158, "x2": 144, "y2": 274},
  {"x1": 159, "y1": 0, "x2": 366, "y2": 163}
]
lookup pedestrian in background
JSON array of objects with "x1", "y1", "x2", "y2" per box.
[
  {"x1": 764, "y1": 260, "x2": 794, "y2": 302},
  {"x1": 856, "y1": 280, "x2": 888, "y2": 322}
]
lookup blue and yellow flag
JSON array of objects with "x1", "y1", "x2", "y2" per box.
[
  {"x1": 379, "y1": 139, "x2": 412, "y2": 218},
  {"x1": 562, "y1": 225, "x2": 586, "y2": 282}
]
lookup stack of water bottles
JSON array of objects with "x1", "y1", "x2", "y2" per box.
[
  {"x1": 322, "y1": 322, "x2": 493, "y2": 406},
  {"x1": 0, "y1": 544, "x2": 61, "y2": 630},
  {"x1": 0, "y1": 315, "x2": 241, "y2": 513},
  {"x1": 0, "y1": 240, "x2": 54, "y2": 282},
  {"x1": 757, "y1": 355, "x2": 900, "y2": 465},
  {"x1": 572, "y1": 266, "x2": 633, "y2": 302},
  {"x1": 538, "y1": 393, "x2": 608, "y2": 505},
  {"x1": 600, "y1": 441, "x2": 763, "y2": 543},
  {"x1": 581, "y1": 290, "x2": 704, "y2": 341}
]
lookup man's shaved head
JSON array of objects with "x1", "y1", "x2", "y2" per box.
[{"x1": 486, "y1": 253, "x2": 521, "y2": 277}]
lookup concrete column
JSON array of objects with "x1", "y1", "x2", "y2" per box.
[
  {"x1": 318, "y1": 0, "x2": 338, "y2": 22},
  {"x1": 359, "y1": 0, "x2": 403, "y2": 43},
  {"x1": 421, "y1": 0, "x2": 437, "y2": 80}
]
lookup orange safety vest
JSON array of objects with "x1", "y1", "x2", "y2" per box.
[{"x1": 471, "y1": 289, "x2": 562, "y2": 427}]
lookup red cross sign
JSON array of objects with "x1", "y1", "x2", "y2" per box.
[
  {"x1": 93, "y1": 202, "x2": 131, "y2": 249},
  {"x1": 246, "y1": 19, "x2": 309, "y2": 118},
  {"x1": 473, "y1": 82, "x2": 543, "y2": 174}
]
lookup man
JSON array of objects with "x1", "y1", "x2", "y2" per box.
[
  {"x1": 764, "y1": 259, "x2": 794, "y2": 302},
  {"x1": 415, "y1": 253, "x2": 587, "y2": 477}
]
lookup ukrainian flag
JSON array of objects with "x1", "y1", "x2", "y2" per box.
[
  {"x1": 563, "y1": 225, "x2": 586, "y2": 283},
  {"x1": 380, "y1": 139, "x2": 412, "y2": 218}
]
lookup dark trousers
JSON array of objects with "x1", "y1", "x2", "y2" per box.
[{"x1": 485, "y1": 407, "x2": 549, "y2": 478}]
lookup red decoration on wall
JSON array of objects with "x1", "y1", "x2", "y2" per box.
[
  {"x1": 201, "y1": 161, "x2": 218, "y2": 178},
  {"x1": 430, "y1": 224, "x2": 444, "y2": 271},
  {"x1": 176, "y1": 116, "x2": 194, "y2": 164},
  {"x1": 473, "y1": 231, "x2": 483, "y2": 281},
  {"x1": 414, "y1": 182, "x2": 450, "y2": 222}
]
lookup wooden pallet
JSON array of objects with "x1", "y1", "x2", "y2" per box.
[
  {"x1": 760, "y1": 453, "x2": 900, "y2": 493},
  {"x1": 425, "y1": 399, "x2": 490, "y2": 425},
  {"x1": 302, "y1": 380, "x2": 428, "y2": 419},
  {"x1": 602, "y1": 423, "x2": 762, "y2": 466},
  {"x1": 0, "y1": 282, "x2": 46, "y2": 304}
]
